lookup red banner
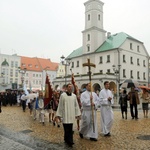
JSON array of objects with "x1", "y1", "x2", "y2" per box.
[
  {"x1": 71, "y1": 73, "x2": 77, "y2": 95},
  {"x1": 44, "y1": 75, "x2": 53, "y2": 108}
]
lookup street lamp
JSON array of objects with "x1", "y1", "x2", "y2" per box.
[
  {"x1": 60, "y1": 55, "x2": 71, "y2": 86},
  {"x1": 18, "y1": 67, "x2": 27, "y2": 88},
  {"x1": 112, "y1": 64, "x2": 121, "y2": 103}
]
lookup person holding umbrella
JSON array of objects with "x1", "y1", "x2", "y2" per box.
[{"x1": 128, "y1": 87, "x2": 140, "y2": 119}]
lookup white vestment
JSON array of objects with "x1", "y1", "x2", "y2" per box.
[
  {"x1": 80, "y1": 90, "x2": 99, "y2": 139},
  {"x1": 56, "y1": 93, "x2": 81, "y2": 124},
  {"x1": 99, "y1": 88, "x2": 114, "y2": 135}
]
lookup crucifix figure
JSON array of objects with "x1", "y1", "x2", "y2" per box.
[{"x1": 83, "y1": 58, "x2": 96, "y2": 132}]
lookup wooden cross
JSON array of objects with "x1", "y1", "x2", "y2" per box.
[{"x1": 83, "y1": 58, "x2": 96, "y2": 132}]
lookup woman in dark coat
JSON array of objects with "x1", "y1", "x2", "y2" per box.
[{"x1": 119, "y1": 89, "x2": 128, "y2": 119}]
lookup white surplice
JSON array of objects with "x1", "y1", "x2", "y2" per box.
[
  {"x1": 56, "y1": 93, "x2": 81, "y2": 123},
  {"x1": 99, "y1": 88, "x2": 114, "y2": 135},
  {"x1": 80, "y1": 90, "x2": 99, "y2": 139}
]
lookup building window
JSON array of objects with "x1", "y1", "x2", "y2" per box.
[
  {"x1": 123, "y1": 55, "x2": 126, "y2": 63},
  {"x1": 36, "y1": 80, "x2": 38, "y2": 84},
  {"x1": 88, "y1": 14, "x2": 90, "y2": 21},
  {"x1": 99, "y1": 56, "x2": 103, "y2": 64},
  {"x1": 15, "y1": 61, "x2": 18, "y2": 68},
  {"x1": 98, "y1": 14, "x2": 100, "y2": 20},
  {"x1": 99, "y1": 70, "x2": 103, "y2": 74},
  {"x1": 143, "y1": 60, "x2": 146, "y2": 67},
  {"x1": 130, "y1": 43, "x2": 133, "y2": 50},
  {"x1": 10, "y1": 69, "x2": 13, "y2": 77},
  {"x1": 137, "y1": 71, "x2": 140, "y2": 79},
  {"x1": 71, "y1": 62, "x2": 74, "y2": 68},
  {"x1": 130, "y1": 57, "x2": 133, "y2": 64},
  {"x1": 10, "y1": 78, "x2": 13, "y2": 83},
  {"x1": 137, "y1": 45, "x2": 140, "y2": 52},
  {"x1": 87, "y1": 45, "x2": 90, "y2": 52},
  {"x1": 33, "y1": 74, "x2": 35, "y2": 77},
  {"x1": 130, "y1": 70, "x2": 133, "y2": 78},
  {"x1": 39, "y1": 74, "x2": 41, "y2": 77},
  {"x1": 87, "y1": 34, "x2": 90, "y2": 41},
  {"x1": 106, "y1": 55, "x2": 110, "y2": 63},
  {"x1": 15, "y1": 78, "x2": 18, "y2": 83},
  {"x1": 11, "y1": 61, "x2": 14, "y2": 67},
  {"x1": 143, "y1": 72, "x2": 146, "y2": 80},
  {"x1": 107, "y1": 69, "x2": 110, "y2": 73},
  {"x1": 137, "y1": 59, "x2": 140, "y2": 66},
  {"x1": 15, "y1": 71, "x2": 18, "y2": 77},
  {"x1": 123, "y1": 69, "x2": 126, "y2": 78},
  {"x1": 39, "y1": 80, "x2": 41, "y2": 84},
  {"x1": 76, "y1": 61, "x2": 79, "y2": 67}
]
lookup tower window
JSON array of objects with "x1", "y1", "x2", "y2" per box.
[
  {"x1": 98, "y1": 14, "x2": 100, "y2": 20},
  {"x1": 87, "y1": 45, "x2": 90, "y2": 52},
  {"x1": 87, "y1": 34, "x2": 90, "y2": 41},
  {"x1": 88, "y1": 14, "x2": 90, "y2": 21}
]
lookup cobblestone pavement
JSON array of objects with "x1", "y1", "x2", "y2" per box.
[{"x1": 0, "y1": 106, "x2": 150, "y2": 150}]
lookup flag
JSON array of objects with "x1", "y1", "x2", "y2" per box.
[
  {"x1": 44, "y1": 74, "x2": 53, "y2": 108},
  {"x1": 71, "y1": 73, "x2": 82, "y2": 108},
  {"x1": 71, "y1": 73, "x2": 77, "y2": 95}
]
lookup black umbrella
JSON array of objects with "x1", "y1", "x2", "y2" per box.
[{"x1": 120, "y1": 79, "x2": 139, "y2": 88}]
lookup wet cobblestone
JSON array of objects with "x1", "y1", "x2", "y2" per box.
[{"x1": 0, "y1": 106, "x2": 150, "y2": 150}]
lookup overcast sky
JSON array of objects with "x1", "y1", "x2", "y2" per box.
[{"x1": 0, "y1": 0, "x2": 150, "y2": 62}]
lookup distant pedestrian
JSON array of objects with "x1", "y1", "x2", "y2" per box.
[
  {"x1": 99, "y1": 81, "x2": 114, "y2": 136},
  {"x1": 141, "y1": 89, "x2": 149, "y2": 118},
  {"x1": 37, "y1": 91, "x2": 45, "y2": 125},
  {"x1": 128, "y1": 87, "x2": 140, "y2": 119},
  {"x1": 56, "y1": 83, "x2": 81, "y2": 147},
  {"x1": 119, "y1": 89, "x2": 128, "y2": 119},
  {"x1": 21, "y1": 91, "x2": 27, "y2": 112}
]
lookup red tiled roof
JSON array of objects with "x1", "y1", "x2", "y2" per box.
[{"x1": 20, "y1": 56, "x2": 58, "y2": 72}]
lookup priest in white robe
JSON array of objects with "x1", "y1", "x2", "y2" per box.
[
  {"x1": 79, "y1": 83, "x2": 99, "y2": 141},
  {"x1": 99, "y1": 81, "x2": 114, "y2": 136},
  {"x1": 56, "y1": 83, "x2": 81, "y2": 147}
]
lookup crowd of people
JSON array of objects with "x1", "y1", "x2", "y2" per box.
[{"x1": 0, "y1": 81, "x2": 150, "y2": 148}]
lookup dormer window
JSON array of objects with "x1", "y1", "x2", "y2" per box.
[{"x1": 28, "y1": 64, "x2": 32, "y2": 67}]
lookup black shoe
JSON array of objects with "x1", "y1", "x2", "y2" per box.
[
  {"x1": 53, "y1": 122, "x2": 55, "y2": 126},
  {"x1": 42, "y1": 122, "x2": 45, "y2": 126},
  {"x1": 90, "y1": 138, "x2": 97, "y2": 141},
  {"x1": 104, "y1": 132, "x2": 111, "y2": 137},
  {"x1": 79, "y1": 133, "x2": 83, "y2": 138},
  {"x1": 57, "y1": 124, "x2": 60, "y2": 128},
  {"x1": 132, "y1": 117, "x2": 134, "y2": 119},
  {"x1": 135, "y1": 117, "x2": 139, "y2": 120}
]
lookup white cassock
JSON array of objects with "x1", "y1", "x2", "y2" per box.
[
  {"x1": 99, "y1": 88, "x2": 114, "y2": 135},
  {"x1": 56, "y1": 93, "x2": 81, "y2": 123},
  {"x1": 80, "y1": 90, "x2": 99, "y2": 139}
]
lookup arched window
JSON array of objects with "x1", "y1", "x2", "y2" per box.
[
  {"x1": 87, "y1": 45, "x2": 90, "y2": 52},
  {"x1": 88, "y1": 14, "x2": 90, "y2": 21},
  {"x1": 87, "y1": 34, "x2": 90, "y2": 41},
  {"x1": 98, "y1": 14, "x2": 100, "y2": 20}
]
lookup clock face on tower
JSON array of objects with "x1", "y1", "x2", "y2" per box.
[
  {"x1": 98, "y1": 5, "x2": 101, "y2": 9},
  {"x1": 87, "y1": 5, "x2": 90, "y2": 10}
]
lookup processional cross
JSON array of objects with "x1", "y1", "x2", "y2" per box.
[{"x1": 83, "y1": 58, "x2": 96, "y2": 132}]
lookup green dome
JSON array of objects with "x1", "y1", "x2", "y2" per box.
[{"x1": 1, "y1": 59, "x2": 9, "y2": 66}]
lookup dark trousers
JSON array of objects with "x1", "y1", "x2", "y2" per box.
[
  {"x1": 130, "y1": 104, "x2": 138, "y2": 118},
  {"x1": 63, "y1": 123, "x2": 73, "y2": 145},
  {"x1": 22, "y1": 101, "x2": 26, "y2": 112}
]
